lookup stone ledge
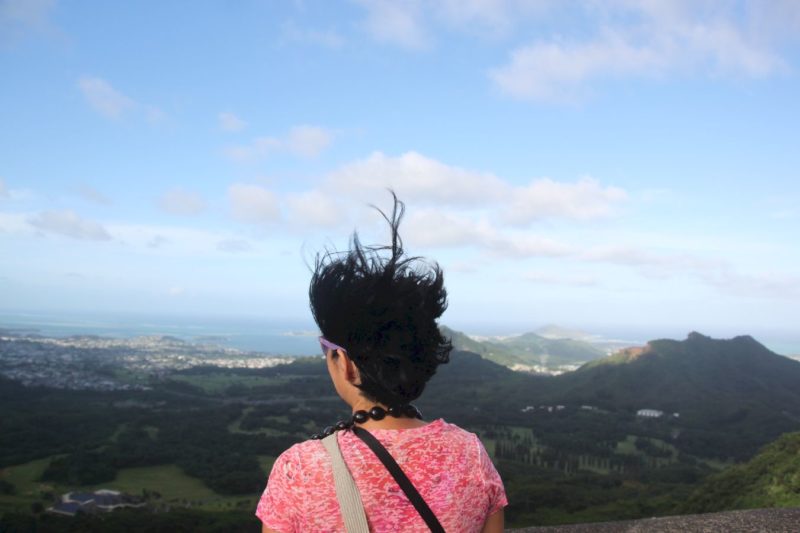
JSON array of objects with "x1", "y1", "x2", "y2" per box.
[{"x1": 510, "y1": 507, "x2": 800, "y2": 533}]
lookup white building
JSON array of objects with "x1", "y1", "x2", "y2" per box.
[{"x1": 637, "y1": 409, "x2": 664, "y2": 418}]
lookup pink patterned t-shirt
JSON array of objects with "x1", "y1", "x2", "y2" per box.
[{"x1": 256, "y1": 419, "x2": 507, "y2": 532}]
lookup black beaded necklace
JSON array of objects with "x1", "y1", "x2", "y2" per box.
[{"x1": 310, "y1": 404, "x2": 422, "y2": 440}]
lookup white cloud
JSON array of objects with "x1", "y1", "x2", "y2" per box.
[
  {"x1": 215, "y1": 151, "x2": 625, "y2": 255},
  {"x1": 218, "y1": 112, "x2": 247, "y2": 132},
  {"x1": 145, "y1": 106, "x2": 166, "y2": 124},
  {"x1": 684, "y1": 20, "x2": 784, "y2": 77},
  {"x1": 168, "y1": 286, "x2": 185, "y2": 297},
  {"x1": 446, "y1": 260, "x2": 480, "y2": 274},
  {"x1": 490, "y1": 30, "x2": 662, "y2": 101},
  {"x1": 158, "y1": 188, "x2": 207, "y2": 216},
  {"x1": 403, "y1": 210, "x2": 493, "y2": 248},
  {"x1": 588, "y1": 241, "x2": 800, "y2": 300},
  {"x1": 77, "y1": 76, "x2": 165, "y2": 121},
  {"x1": 748, "y1": 0, "x2": 800, "y2": 43},
  {"x1": 504, "y1": 177, "x2": 628, "y2": 224},
  {"x1": 225, "y1": 125, "x2": 333, "y2": 162},
  {"x1": 225, "y1": 137, "x2": 280, "y2": 161},
  {"x1": 0, "y1": 211, "x2": 29, "y2": 233},
  {"x1": 286, "y1": 125, "x2": 334, "y2": 157},
  {"x1": 582, "y1": 245, "x2": 664, "y2": 267},
  {"x1": 349, "y1": 0, "x2": 794, "y2": 93},
  {"x1": 568, "y1": 242, "x2": 800, "y2": 299},
  {"x1": 699, "y1": 268, "x2": 800, "y2": 300},
  {"x1": 327, "y1": 152, "x2": 626, "y2": 222},
  {"x1": 580, "y1": 244, "x2": 760, "y2": 296},
  {"x1": 354, "y1": 0, "x2": 428, "y2": 49},
  {"x1": 108, "y1": 222, "x2": 251, "y2": 256},
  {"x1": 404, "y1": 209, "x2": 571, "y2": 258},
  {"x1": 524, "y1": 271, "x2": 598, "y2": 287},
  {"x1": 434, "y1": 0, "x2": 555, "y2": 38},
  {"x1": 1, "y1": 0, "x2": 55, "y2": 25},
  {"x1": 217, "y1": 238, "x2": 252, "y2": 253},
  {"x1": 435, "y1": 0, "x2": 513, "y2": 34},
  {"x1": 0, "y1": 182, "x2": 35, "y2": 204},
  {"x1": 581, "y1": 245, "x2": 723, "y2": 276},
  {"x1": 281, "y1": 21, "x2": 345, "y2": 48},
  {"x1": 77, "y1": 77, "x2": 136, "y2": 119},
  {"x1": 489, "y1": 3, "x2": 785, "y2": 101},
  {"x1": 328, "y1": 151, "x2": 508, "y2": 207},
  {"x1": 28, "y1": 209, "x2": 112, "y2": 241},
  {"x1": 228, "y1": 183, "x2": 280, "y2": 224},
  {"x1": 285, "y1": 190, "x2": 345, "y2": 228},
  {"x1": 484, "y1": 233, "x2": 571, "y2": 258},
  {"x1": 0, "y1": 0, "x2": 56, "y2": 44},
  {"x1": 770, "y1": 210, "x2": 797, "y2": 221},
  {"x1": 76, "y1": 184, "x2": 112, "y2": 205},
  {"x1": 147, "y1": 235, "x2": 169, "y2": 249},
  {"x1": 353, "y1": 0, "x2": 561, "y2": 47}
]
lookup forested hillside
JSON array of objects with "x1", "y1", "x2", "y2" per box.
[
  {"x1": 2, "y1": 332, "x2": 800, "y2": 530},
  {"x1": 683, "y1": 431, "x2": 800, "y2": 513},
  {"x1": 440, "y1": 326, "x2": 605, "y2": 370}
]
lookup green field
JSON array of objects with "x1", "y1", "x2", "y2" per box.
[
  {"x1": 2, "y1": 457, "x2": 55, "y2": 497},
  {"x1": 227, "y1": 406, "x2": 292, "y2": 436},
  {"x1": 0, "y1": 458, "x2": 273, "y2": 514},
  {"x1": 169, "y1": 373, "x2": 274, "y2": 393},
  {"x1": 0, "y1": 457, "x2": 58, "y2": 514}
]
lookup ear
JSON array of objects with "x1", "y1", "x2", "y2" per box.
[{"x1": 339, "y1": 351, "x2": 361, "y2": 385}]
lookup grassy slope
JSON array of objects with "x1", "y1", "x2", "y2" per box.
[
  {"x1": 0, "y1": 459, "x2": 267, "y2": 513},
  {"x1": 683, "y1": 431, "x2": 800, "y2": 513},
  {"x1": 440, "y1": 326, "x2": 604, "y2": 368},
  {"x1": 557, "y1": 333, "x2": 800, "y2": 421}
]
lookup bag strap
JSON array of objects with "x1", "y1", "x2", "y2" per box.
[
  {"x1": 321, "y1": 433, "x2": 370, "y2": 533},
  {"x1": 351, "y1": 426, "x2": 445, "y2": 533}
]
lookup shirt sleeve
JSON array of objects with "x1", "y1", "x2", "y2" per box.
[
  {"x1": 256, "y1": 447, "x2": 301, "y2": 532},
  {"x1": 476, "y1": 436, "x2": 508, "y2": 516}
]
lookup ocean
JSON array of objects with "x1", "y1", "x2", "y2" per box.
[
  {"x1": 0, "y1": 310, "x2": 321, "y2": 356},
  {"x1": 1, "y1": 310, "x2": 798, "y2": 358}
]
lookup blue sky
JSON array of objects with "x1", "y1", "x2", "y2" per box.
[{"x1": 1, "y1": 0, "x2": 799, "y2": 341}]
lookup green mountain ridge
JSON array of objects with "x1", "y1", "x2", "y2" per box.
[
  {"x1": 566, "y1": 331, "x2": 800, "y2": 408},
  {"x1": 3, "y1": 330, "x2": 800, "y2": 529},
  {"x1": 683, "y1": 431, "x2": 800, "y2": 513},
  {"x1": 534, "y1": 324, "x2": 595, "y2": 341},
  {"x1": 430, "y1": 331, "x2": 800, "y2": 461},
  {"x1": 440, "y1": 325, "x2": 605, "y2": 370}
]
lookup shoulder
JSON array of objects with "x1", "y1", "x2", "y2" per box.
[
  {"x1": 269, "y1": 438, "x2": 330, "y2": 481},
  {"x1": 430, "y1": 419, "x2": 484, "y2": 447},
  {"x1": 430, "y1": 420, "x2": 497, "y2": 474},
  {"x1": 437, "y1": 419, "x2": 480, "y2": 438},
  {"x1": 432, "y1": 421, "x2": 507, "y2": 512},
  {"x1": 393, "y1": 419, "x2": 485, "y2": 460},
  {"x1": 258, "y1": 438, "x2": 336, "y2": 529}
]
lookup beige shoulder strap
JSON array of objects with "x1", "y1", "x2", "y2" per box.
[{"x1": 321, "y1": 433, "x2": 370, "y2": 533}]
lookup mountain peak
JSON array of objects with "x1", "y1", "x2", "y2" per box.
[
  {"x1": 731, "y1": 334, "x2": 762, "y2": 347},
  {"x1": 535, "y1": 324, "x2": 592, "y2": 341},
  {"x1": 686, "y1": 331, "x2": 711, "y2": 342},
  {"x1": 683, "y1": 332, "x2": 770, "y2": 353}
]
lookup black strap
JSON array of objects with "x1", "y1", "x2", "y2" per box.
[{"x1": 351, "y1": 426, "x2": 445, "y2": 533}]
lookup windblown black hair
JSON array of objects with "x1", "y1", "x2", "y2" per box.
[{"x1": 309, "y1": 192, "x2": 452, "y2": 406}]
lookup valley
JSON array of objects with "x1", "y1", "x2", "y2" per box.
[{"x1": 1, "y1": 330, "x2": 799, "y2": 530}]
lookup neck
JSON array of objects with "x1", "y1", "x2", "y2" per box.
[
  {"x1": 350, "y1": 398, "x2": 428, "y2": 431},
  {"x1": 350, "y1": 396, "x2": 385, "y2": 413},
  {"x1": 310, "y1": 399, "x2": 428, "y2": 440},
  {"x1": 358, "y1": 416, "x2": 428, "y2": 431}
]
